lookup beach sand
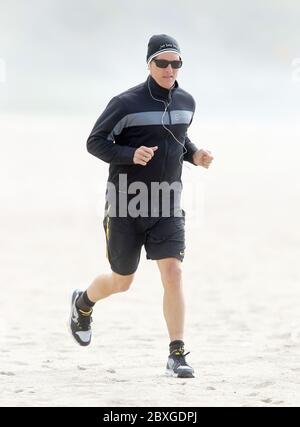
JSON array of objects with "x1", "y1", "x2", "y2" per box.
[{"x1": 0, "y1": 115, "x2": 300, "y2": 407}]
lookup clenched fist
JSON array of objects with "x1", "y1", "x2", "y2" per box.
[
  {"x1": 193, "y1": 149, "x2": 214, "y2": 168},
  {"x1": 133, "y1": 146, "x2": 158, "y2": 166}
]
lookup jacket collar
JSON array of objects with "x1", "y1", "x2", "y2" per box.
[{"x1": 146, "y1": 74, "x2": 178, "y2": 101}]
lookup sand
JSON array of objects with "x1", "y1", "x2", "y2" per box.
[{"x1": 0, "y1": 114, "x2": 300, "y2": 407}]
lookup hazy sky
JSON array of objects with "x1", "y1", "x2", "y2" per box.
[{"x1": 0, "y1": 0, "x2": 299, "y2": 117}]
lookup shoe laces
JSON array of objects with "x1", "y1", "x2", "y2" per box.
[
  {"x1": 170, "y1": 347, "x2": 191, "y2": 366},
  {"x1": 77, "y1": 309, "x2": 93, "y2": 329}
]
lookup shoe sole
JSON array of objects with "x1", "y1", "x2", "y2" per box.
[
  {"x1": 68, "y1": 288, "x2": 91, "y2": 347},
  {"x1": 165, "y1": 369, "x2": 195, "y2": 378}
]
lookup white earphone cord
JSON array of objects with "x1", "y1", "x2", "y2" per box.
[{"x1": 147, "y1": 77, "x2": 189, "y2": 168}]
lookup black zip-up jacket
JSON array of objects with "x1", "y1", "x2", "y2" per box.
[{"x1": 87, "y1": 75, "x2": 198, "y2": 213}]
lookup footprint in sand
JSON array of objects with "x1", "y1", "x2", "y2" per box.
[
  {"x1": 254, "y1": 381, "x2": 275, "y2": 389},
  {"x1": 290, "y1": 330, "x2": 300, "y2": 344},
  {"x1": 269, "y1": 333, "x2": 291, "y2": 340},
  {"x1": 15, "y1": 341, "x2": 36, "y2": 346},
  {"x1": 13, "y1": 361, "x2": 29, "y2": 366},
  {"x1": 0, "y1": 371, "x2": 16, "y2": 376},
  {"x1": 0, "y1": 319, "x2": 8, "y2": 346},
  {"x1": 261, "y1": 398, "x2": 272, "y2": 404}
]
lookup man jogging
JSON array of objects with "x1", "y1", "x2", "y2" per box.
[{"x1": 69, "y1": 34, "x2": 213, "y2": 378}]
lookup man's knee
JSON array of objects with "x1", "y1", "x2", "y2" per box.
[
  {"x1": 160, "y1": 262, "x2": 182, "y2": 286},
  {"x1": 112, "y1": 272, "x2": 134, "y2": 292}
]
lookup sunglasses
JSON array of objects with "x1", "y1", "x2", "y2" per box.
[{"x1": 153, "y1": 59, "x2": 183, "y2": 69}]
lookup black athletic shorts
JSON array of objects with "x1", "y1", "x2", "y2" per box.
[{"x1": 103, "y1": 210, "x2": 186, "y2": 275}]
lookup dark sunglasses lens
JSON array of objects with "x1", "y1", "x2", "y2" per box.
[
  {"x1": 172, "y1": 60, "x2": 182, "y2": 69},
  {"x1": 154, "y1": 59, "x2": 182, "y2": 69},
  {"x1": 155, "y1": 60, "x2": 169, "y2": 68}
]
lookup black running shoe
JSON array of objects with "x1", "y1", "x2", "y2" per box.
[
  {"x1": 165, "y1": 347, "x2": 195, "y2": 378},
  {"x1": 69, "y1": 289, "x2": 93, "y2": 346}
]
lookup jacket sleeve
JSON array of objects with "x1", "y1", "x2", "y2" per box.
[
  {"x1": 183, "y1": 133, "x2": 198, "y2": 165},
  {"x1": 86, "y1": 96, "x2": 136, "y2": 164},
  {"x1": 183, "y1": 97, "x2": 198, "y2": 165}
]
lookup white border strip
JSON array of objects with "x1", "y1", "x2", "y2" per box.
[{"x1": 147, "y1": 49, "x2": 182, "y2": 65}]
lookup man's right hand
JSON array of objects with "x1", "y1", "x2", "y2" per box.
[{"x1": 133, "y1": 146, "x2": 158, "y2": 166}]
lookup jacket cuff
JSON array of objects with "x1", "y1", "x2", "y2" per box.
[
  {"x1": 119, "y1": 146, "x2": 136, "y2": 165},
  {"x1": 184, "y1": 145, "x2": 198, "y2": 165}
]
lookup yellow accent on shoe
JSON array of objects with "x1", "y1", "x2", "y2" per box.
[
  {"x1": 79, "y1": 308, "x2": 92, "y2": 316},
  {"x1": 171, "y1": 346, "x2": 185, "y2": 356}
]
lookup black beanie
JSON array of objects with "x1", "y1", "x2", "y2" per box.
[{"x1": 146, "y1": 34, "x2": 181, "y2": 64}]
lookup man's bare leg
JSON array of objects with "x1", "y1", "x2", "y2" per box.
[
  {"x1": 86, "y1": 272, "x2": 135, "y2": 303},
  {"x1": 70, "y1": 272, "x2": 134, "y2": 346},
  {"x1": 157, "y1": 258, "x2": 184, "y2": 342},
  {"x1": 157, "y1": 258, "x2": 194, "y2": 377}
]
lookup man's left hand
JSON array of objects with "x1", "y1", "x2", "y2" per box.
[{"x1": 192, "y1": 149, "x2": 214, "y2": 168}]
